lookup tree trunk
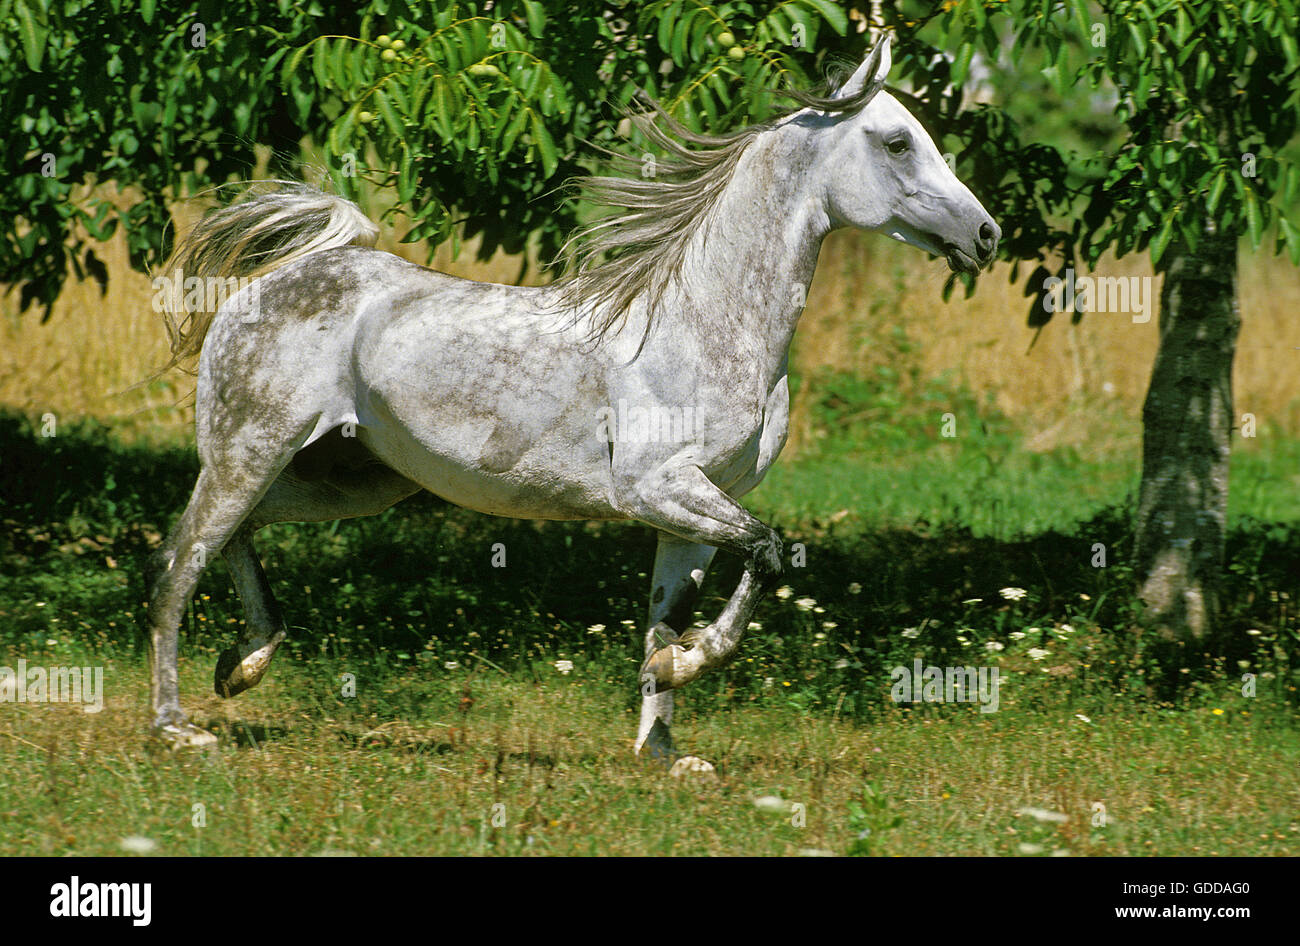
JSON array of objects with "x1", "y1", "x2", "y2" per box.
[{"x1": 1134, "y1": 223, "x2": 1240, "y2": 644}]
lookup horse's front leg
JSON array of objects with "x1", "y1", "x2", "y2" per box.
[
  {"x1": 636, "y1": 532, "x2": 717, "y2": 760},
  {"x1": 617, "y1": 461, "x2": 783, "y2": 739},
  {"x1": 642, "y1": 566, "x2": 768, "y2": 692}
]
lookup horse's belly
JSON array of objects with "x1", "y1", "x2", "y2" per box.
[{"x1": 357, "y1": 425, "x2": 619, "y2": 521}]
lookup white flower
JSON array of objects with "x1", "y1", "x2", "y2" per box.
[
  {"x1": 748, "y1": 621, "x2": 763, "y2": 631},
  {"x1": 1058, "y1": 624, "x2": 1074, "y2": 634},
  {"x1": 1246, "y1": 628, "x2": 1262, "y2": 636},
  {"x1": 1009, "y1": 631, "x2": 1026, "y2": 640},
  {"x1": 1074, "y1": 714, "x2": 1091, "y2": 723},
  {"x1": 444, "y1": 661, "x2": 460, "y2": 671},
  {"x1": 587, "y1": 624, "x2": 606, "y2": 634},
  {"x1": 901, "y1": 626, "x2": 921, "y2": 639},
  {"x1": 794, "y1": 597, "x2": 817, "y2": 611},
  {"x1": 961, "y1": 598, "x2": 983, "y2": 605},
  {"x1": 822, "y1": 621, "x2": 837, "y2": 630},
  {"x1": 848, "y1": 582, "x2": 863, "y2": 595},
  {"x1": 763, "y1": 677, "x2": 775, "y2": 689},
  {"x1": 1000, "y1": 587, "x2": 1028, "y2": 602},
  {"x1": 554, "y1": 659, "x2": 574, "y2": 675},
  {"x1": 1017, "y1": 807, "x2": 1068, "y2": 823},
  {"x1": 985, "y1": 641, "x2": 1004, "y2": 653},
  {"x1": 1027, "y1": 648, "x2": 1049, "y2": 661},
  {"x1": 775, "y1": 586, "x2": 793, "y2": 599},
  {"x1": 834, "y1": 659, "x2": 850, "y2": 670},
  {"x1": 814, "y1": 632, "x2": 827, "y2": 640}
]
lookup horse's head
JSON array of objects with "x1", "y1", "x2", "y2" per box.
[{"x1": 802, "y1": 34, "x2": 1000, "y2": 274}]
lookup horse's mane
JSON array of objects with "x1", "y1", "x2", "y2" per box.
[{"x1": 554, "y1": 68, "x2": 882, "y2": 356}]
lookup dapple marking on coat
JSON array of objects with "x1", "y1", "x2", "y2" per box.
[{"x1": 145, "y1": 35, "x2": 999, "y2": 762}]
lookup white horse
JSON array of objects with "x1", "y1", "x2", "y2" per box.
[{"x1": 145, "y1": 34, "x2": 999, "y2": 761}]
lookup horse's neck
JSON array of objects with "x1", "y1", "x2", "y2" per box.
[{"x1": 660, "y1": 133, "x2": 829, "y2": 386}]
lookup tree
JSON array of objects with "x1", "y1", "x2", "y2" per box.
[
  {"x1": 0, "y1": 0, "x2": 372, "y2": 315},
  {"x1": 926, "y1": 0, "x2": 1300, "y2": 650},
  {"x1": 2, "y1": 0, "x2": 865, "y2": 314}
]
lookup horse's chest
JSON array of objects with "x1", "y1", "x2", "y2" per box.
[{"x1": 710, "y1": 375, "x2": 790, "y2": 496}]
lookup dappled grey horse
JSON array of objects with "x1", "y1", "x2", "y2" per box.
[{"x1": 146, "y1": 34, "x2": 999, "y2": 762}]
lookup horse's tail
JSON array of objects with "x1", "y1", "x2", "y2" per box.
[{"x1": 156, "y1": 181, "x2": 379, "y2": 372}]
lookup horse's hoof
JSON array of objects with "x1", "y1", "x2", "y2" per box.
[
  {"x1": 669, "y1": 755, "x2": 717, "y2": 780},
  {"x1": 641, "y1": 645, "x2": 680, "y2": 693},
  {"x1": 215, "y1": 631, "x2": 285, "y2": 698},
  {"x1": 156, "y1": 722, "x2": 218, "y2": 750},
  {"x1": 642, "y1": 641, "x2": 705, "y2": 692}
]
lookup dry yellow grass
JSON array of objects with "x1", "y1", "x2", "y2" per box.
[
  {"x1": 794, "y1": 229, "x2": 1300, "y2": 453},
  {"x1": 3, "y1": 196, "x2": 1298, "y2": 450}
]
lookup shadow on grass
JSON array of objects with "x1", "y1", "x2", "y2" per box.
[{"x1": 3, "y1": 409, "x2": 1298, "y2": 712}]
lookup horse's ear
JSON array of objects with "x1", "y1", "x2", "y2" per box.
[{"x1": 834, "y1": 32, "x2": 892, "y2": 102}]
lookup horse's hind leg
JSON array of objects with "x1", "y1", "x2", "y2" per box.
[
  {"x1": 146, "y1": 423, "x2": 319, "y2": 749},
  {"x1": 214, "y1": 525, "x2": 287, "y2": 698},
  {"x1": 213, "y1": 443, "x2": 419, "y2": 698}
]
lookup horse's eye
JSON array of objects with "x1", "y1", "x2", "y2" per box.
[{"x1": 886, "y1": 137, "x2": 909, "y2": 155}]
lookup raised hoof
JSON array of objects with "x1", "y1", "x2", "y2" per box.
[
  {"x1": 215, "y1": 631, "x2": 286, "y2": 698},
  {"x1": 669, "y1": 755, "x2": 717, "y2": 780},
  {"x1": 641, "y1": 639, "x2": 705, "y2": 693},
  {"x1": 156, "y1": 722, "x2": 218, "y2": 751}
]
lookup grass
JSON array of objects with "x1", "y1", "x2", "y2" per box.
[
  {"x1": 3, "y1": 656, "x2": 1297, "y2": 856},
  {"x1": 1, "y1": 405, "x2": 1298, "y2": 856}
]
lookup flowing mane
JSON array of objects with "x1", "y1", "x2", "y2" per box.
[{"x1": 555, "y1": 70, "x2": 883, "y2": 353}]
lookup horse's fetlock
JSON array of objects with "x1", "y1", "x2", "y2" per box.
[{"x1": 749, "y1": 529, "x2": 783, "y2": 583}]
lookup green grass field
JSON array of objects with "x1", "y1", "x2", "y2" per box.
[{"x1": 2, "y1": 402, "x2": 1298, "y2": 856}]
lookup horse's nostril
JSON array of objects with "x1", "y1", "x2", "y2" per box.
[{"x1": 976, "y1": 222, "x2": 997, "y2": 262}]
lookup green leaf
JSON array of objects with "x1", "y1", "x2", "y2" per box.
[
  {"x1": 375, "y1": 89, "x2": 403, "y2": 138},
  {"x1": 1206, "y1": 171, "x2": 1227, "y2": 215},
  {"x1": 522, "y1": 0, "x2": 547, "y2": 38},
  {"x1": 1243, "y1": 186, "x2": 1262, "y2": 249},
  {"x1": 1281, "y1": 31, "x2": 1298, "y2": 69},
  {"x1": 801, "y1": 0, "x2": 848, "y2": 35},
  {"x1": 501, "y1": 105, "x2": 529, "y2": 153},
  {"x1": 331, "y1": 105, "x2": 358, "y2": 157},
  {"x1": 312, "y1": 40, "x2": 331, "y2": 88},
  {"x1": 432, "y1": 78, "x2": 453, "y2": 141},
  {"x1": 1278, "y1": 211, "x2": 1300, "y2": 267},
  {"x1": 1149, "y1": 217, "x2": 1174, "y2": 266},
  {"x1": 331, "y1": 38, "x2": 350, "y2": 87},
  {"x1": 14, "y1": 0, "x2": 47, "y2": 72},
  {"x1": 530, "y1": 112, "x2": 557, "y2": 177},
  {"x1": 1126, "y1": 21, "x2": 1147, "y2": 59},
  {"x1": 951, "y1": 43, "x2": 974, "y2": 87},
  {"x1": 659, "y1": 3, "x2": 678, "y2": 60}
]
